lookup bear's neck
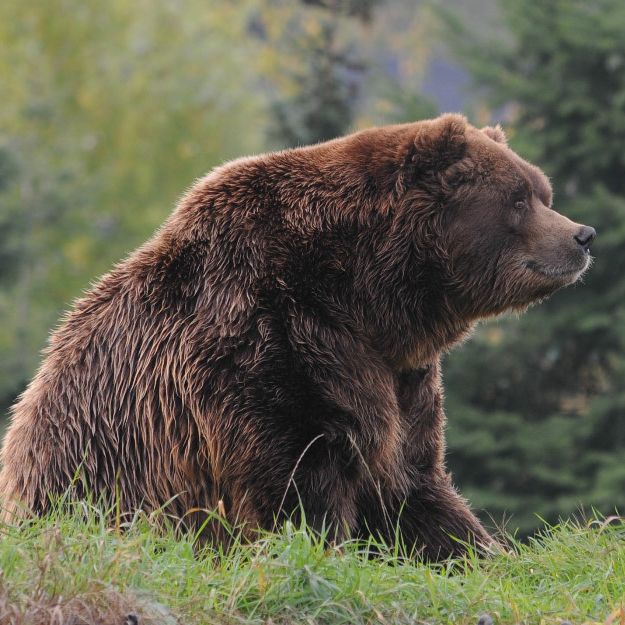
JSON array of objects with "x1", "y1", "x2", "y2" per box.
[
  {"x1": 393, "y1": 315, "x2": 476, "y2": 371},
  {"x1": 358, "y1": 252, "x2": 476, "y2": 370}
]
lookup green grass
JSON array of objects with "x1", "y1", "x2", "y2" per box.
[{"x1": 0, "y1": 506, "x2": 623, "y2": 625}]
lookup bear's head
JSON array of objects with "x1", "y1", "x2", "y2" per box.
[{"x1": 397, "y1": 114, "x2": 595, "y2": 319}]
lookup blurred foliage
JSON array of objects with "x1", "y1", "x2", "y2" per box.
[
  {"x1": 0, "y1": 0, "x2": 266, "y2": 411},
  {"x1": 261, "y1": 0, "x2": 434, "y2": 146},
  {"x1": 1, "y1": 0, "x2": 623, "y2": 535},
  {"x1": 442, "y1": 0, "x2": 625, "y2": 534},
  {"x1": 269, "y1": 16, "x2": 361, "y2": 147}
]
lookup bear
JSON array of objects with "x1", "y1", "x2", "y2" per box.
[{"x1": 0, "y1": 114, "x2": 595, "y2": 560}]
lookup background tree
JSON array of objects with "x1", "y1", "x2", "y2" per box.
[
  {"x1": 266, "y1": 0, "x2": 378, "y2": 147},
  {"x1": 442, "y1": 0, "x2": 625, "y2": 534},
  {"x1": 264, "y1": 0, "x2": 436, "y2": 145}
]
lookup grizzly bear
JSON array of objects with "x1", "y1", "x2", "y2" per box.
[{"x1": 0, "y1": 114, "x2": 595, "y2": 560}]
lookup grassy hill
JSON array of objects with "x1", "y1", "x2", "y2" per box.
[{"x1": 1, "y1": 507, "x2": 623, "y2": 625}]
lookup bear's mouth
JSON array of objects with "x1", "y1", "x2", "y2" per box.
[{"x1": 524, "y1": 256, "x2": 591, "y2": 281}]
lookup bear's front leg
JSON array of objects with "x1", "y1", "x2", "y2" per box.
[
  {"x1": 355, "y1": 360, "x2": 494, "y2": 560},
  {"x1": 221, "y1": 427, "x2": 361, "y2": 542},
  {"x1": 403, "y1": 474, "x2": 493, "y2": 560},
  {"x1": 356, "y1": 471, "x2": 493, "y2": 560},
  {"x1": 284, "y1": 303, "x2": 406, "y2": 490},
  {"x1": 195, "y1": 303, "x2": 405, "y2": 543}
]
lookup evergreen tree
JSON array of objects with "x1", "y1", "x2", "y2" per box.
[
  {"x1": 443, "y1": 0, "x2": 625, "y2": 534},
  {"x1": 268, "y1": 1, "x2": 382, "y2": 147},
  {"x1": 270, "y1": 20, "x2": 358, "y2": 147}
]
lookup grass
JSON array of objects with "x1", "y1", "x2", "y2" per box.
[{"x1": 0, "y1": 505, "x2": 623, "y2": 625}]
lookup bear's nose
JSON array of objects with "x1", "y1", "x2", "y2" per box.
[{"x1": 574, "y1": 225, "x2": 596, "y2": 251}]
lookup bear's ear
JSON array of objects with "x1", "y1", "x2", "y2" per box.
[
  {"x1": 481, "y1": 124, "x2": 507, "y2": 145},
  {"x1": 407, "y1": 113, "x2": 468, "y2": 175}
]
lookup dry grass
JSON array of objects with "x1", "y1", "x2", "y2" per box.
[{"x1": 0, "y1": 586, "x2": 178, "y2": 625}]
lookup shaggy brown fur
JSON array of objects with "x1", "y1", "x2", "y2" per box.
[{"x1": 0, "y1": 114, "x2": 595, "y2": 560}]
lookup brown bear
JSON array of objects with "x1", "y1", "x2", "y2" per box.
[{"x1": 0, "y1": 114, "x2": 595, "y2": 560}]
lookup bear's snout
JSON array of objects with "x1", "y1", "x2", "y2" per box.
[{"x1": 521, "y1": 203, "x2": 596, "y2": 284}]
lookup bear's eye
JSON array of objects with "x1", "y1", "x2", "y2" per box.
[{"x1": 514, "y1": 199, "x2": 528, "y2": 211}]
